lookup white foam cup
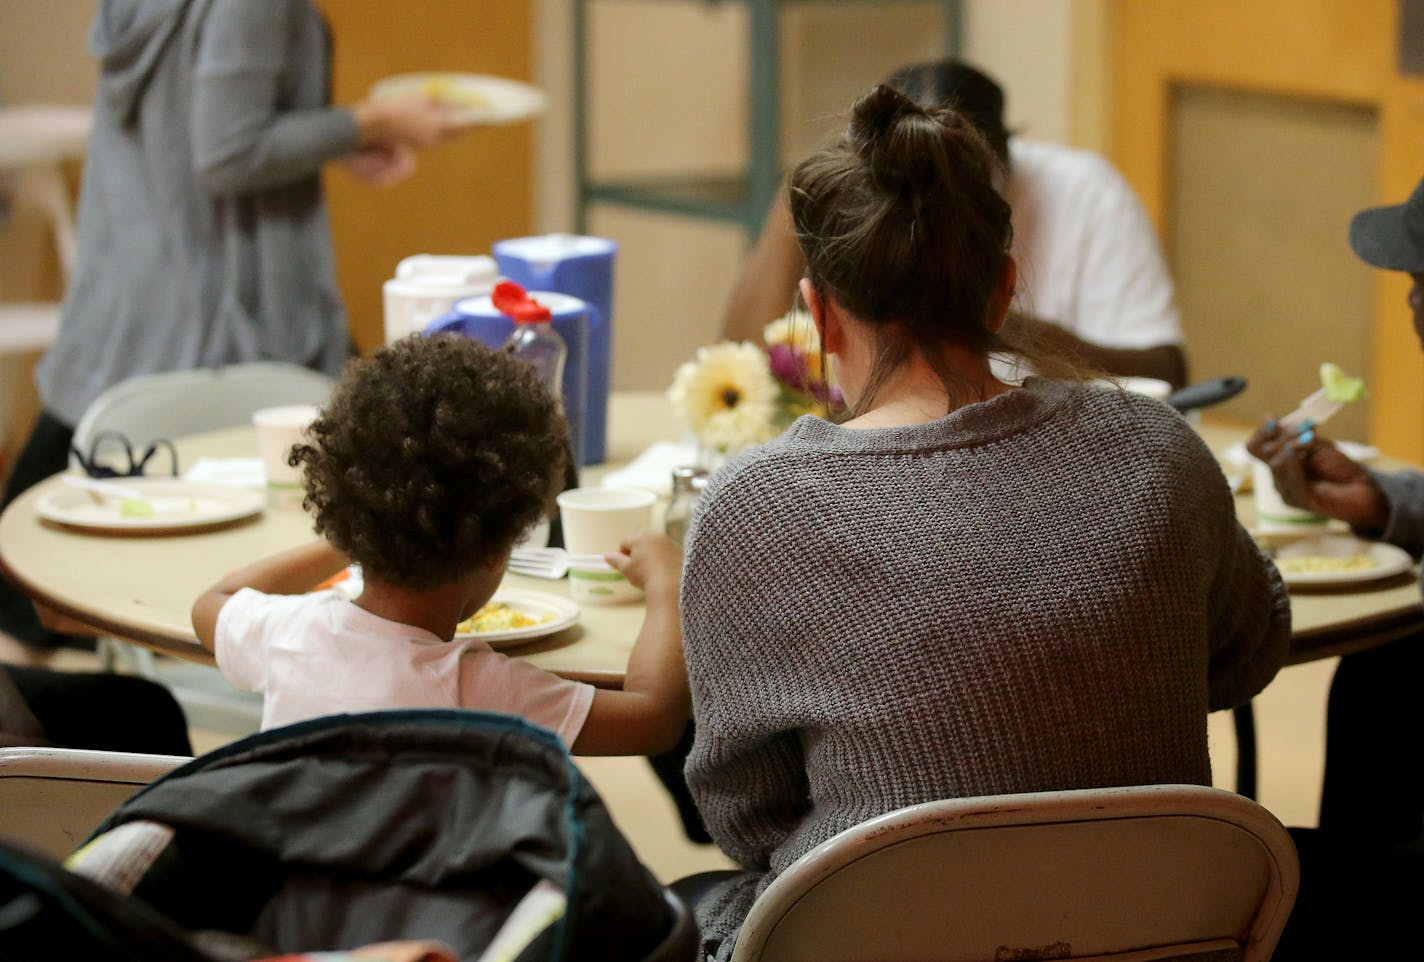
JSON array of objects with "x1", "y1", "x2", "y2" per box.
[
  {"x1": 253, "y1": 405, "x2": 320, "y2": 490},
  {"x1": 556, "y1": 487, "x2": 657, "y2": 604},
  {"x1": 1252, "y1": 460, "x2": 1328, "y2": 529}
]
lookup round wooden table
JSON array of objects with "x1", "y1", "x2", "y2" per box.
[
  {"x1": 2, "y1": 402, "x2": 1420, "y2": 695},
  {"x1": 0, "y1": 393, "x2": 680, "y2": 688}
]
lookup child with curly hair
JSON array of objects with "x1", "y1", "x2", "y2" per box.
[{"x1": 191, "y1": 334, "x2": 688, "y2": 755}]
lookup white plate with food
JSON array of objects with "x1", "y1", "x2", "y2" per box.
[
  {"x1": 315, "y1": 573, "x2": 578, "y2": 648},
  {"x1": 35, "y1": 477, "x2": 265, "y2": 534},
  {"x1": 456, "y1": 590, "x2": 580, "y2": 648},
  {"x1": 1272, "y1": 534, "x2": 1414, "y2": 587},
  {"x1": 369, "y1": 73, "x2": 548, "y2": 126}
]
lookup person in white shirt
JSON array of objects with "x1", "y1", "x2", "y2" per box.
[
  {"x1": 723, "y1": 59, "x2": 1187, "y2": 389},
  {"x1": 191, "y1": 334, "x2": 688, "y2": 754}
]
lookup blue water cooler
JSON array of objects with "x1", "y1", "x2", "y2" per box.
[
  {"x1": 492, "y1": 234, "x2": 615, "y2": 465},
  {"x1": 426, "y1": 291, "x2": 590, "y2": 465}
]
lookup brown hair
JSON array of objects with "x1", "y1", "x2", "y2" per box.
[
  {"x1": 789, "y1": 84, "x2": 1088, "y2": 418},
  {"x1": 883, "y1": 59, "x2": 1011, "y2": 169},
  {"x1": 291, "y1": 335, "x2": 569, "y2": 589}
]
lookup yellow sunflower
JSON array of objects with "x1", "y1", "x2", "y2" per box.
[{"x1": 668, "y1": 341, "x2": 779, "y2": 452}]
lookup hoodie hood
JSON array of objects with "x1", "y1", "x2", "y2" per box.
[{"x1": 89, "y1": 0, "x2": 191, "y2": 125}]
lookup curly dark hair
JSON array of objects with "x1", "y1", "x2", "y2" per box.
[{"x1": 290, "y1": 334, "x2": 570, "y2": 588}]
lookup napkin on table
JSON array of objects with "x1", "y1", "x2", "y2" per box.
[
  {"x1": 597, "y1": 441, "x2": 699, "y2": 496},
  {"x1": 184, "y1": 457, "x2": 265, "y2": 488}
]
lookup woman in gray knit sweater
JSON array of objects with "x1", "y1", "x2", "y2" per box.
[{"x1": 679, "y1": 86, "x2": 1291, "y2": 958}]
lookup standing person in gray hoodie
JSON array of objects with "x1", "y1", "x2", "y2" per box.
[{"x1": 0, "y1": 0, "x2": 465, "y2": 659}]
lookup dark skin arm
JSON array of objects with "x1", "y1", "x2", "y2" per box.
[
  {"x1": 1245, "y1": 421, "x2": 1389, "y2": 531},
  {"x1": 723, "y1": 192, "x2": 805, "y2": 343},
  {"x1": 1009, "y1": 312, "x2": 1188, "y2": 389},
  {"x1": 572, "y1": 533, "x2": 690, "y2": 756}
]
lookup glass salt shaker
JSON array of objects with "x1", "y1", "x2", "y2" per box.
[{"x1": 664, "y1": 465, "x2": 709, "y2": 545}]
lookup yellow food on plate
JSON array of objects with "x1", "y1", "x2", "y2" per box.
[
  {"x1": 422, "y1": 77, "x2": 493, "y2": 111},
  {"x1": 1275, "y1": 554, "x2": 1377, "y2": 575},
  {"x1": 457, "y1": 600, "x2": 553, "y2": 635}
]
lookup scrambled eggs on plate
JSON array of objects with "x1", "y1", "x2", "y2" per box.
[
  {"x1": 1274, "y1": 554, "x2": 1377, "y2": 575},
  {"x1": 457, "y1": 600, "x2": 553, "y2": 635}
]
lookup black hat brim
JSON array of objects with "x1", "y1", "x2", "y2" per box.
[{"x1": 1349, "y1": 198, "x2": 1424, "y2": 273}]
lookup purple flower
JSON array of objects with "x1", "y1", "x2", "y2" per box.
[
  {"x1": 766, "y1": 343, "x2": 808, "y2": 391},
  {"x1": 765, "y1": 343, "x2": 843, "y2": 407}
]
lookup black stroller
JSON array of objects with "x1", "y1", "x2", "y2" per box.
[{"x1": 0, "y1": 710, "x2": 697, "y2": 962}]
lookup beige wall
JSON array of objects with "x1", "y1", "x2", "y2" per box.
[
  {"x1": 1171, "y1": 89, "x2": 1378, "y2": 439},
  {"x1": 964, "y1": 0, "x2": 1075, "y2": 145},
  {"x1": 0, "y1": 1, "x2": 99, "y2": 106},
  {"x1": 0, "y1": 0, "x2": 96, "y2": 300},
  {"x1": 536, "y1": 0, "x2": 1085, "y2": 392},
  {"x1": 0, "y1": 1, "x2": 97, "y2": 466}
]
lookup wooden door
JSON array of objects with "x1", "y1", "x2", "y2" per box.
[
  {"x1": 319, "y1": 0, "x2": 535, "y2": 353},
  {"x1": 1112, "y1": 0, "x2": 1424, "y2": 459}
]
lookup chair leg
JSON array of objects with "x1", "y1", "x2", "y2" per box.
[
  {"x1": 1233, "y1": 701, "x2": 1258, "y2": 799},
  {"x1": 96, "y1": 638, "x2": 121, "y2": 671}
]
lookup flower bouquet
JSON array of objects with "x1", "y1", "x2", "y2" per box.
[{"x1": 668, "y1": 311, "x2": 841, "y2": 466}]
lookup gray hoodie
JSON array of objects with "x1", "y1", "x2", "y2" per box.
[{"x1": 37, "y1": 0, "x2": 358, "y2": 426}]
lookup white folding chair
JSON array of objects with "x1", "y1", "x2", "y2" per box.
[
  {"x1": 70, "y1": 362, "x2": 337, "y2": 736},
  {"x1": 731, "y1": 784, "x2": 1298, "y2": 962},
  {"x1": 70, "y1": 361, "x2": 336, "y2": 470},
  {"x1": 0, "y1": 746, "x2": 187, "y2": 860}
]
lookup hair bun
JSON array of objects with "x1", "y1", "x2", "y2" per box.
[
  {"x1": 848, "y1": 84, "x2": 954, "y2": 195},
  {"x1": 848, "y1": 85, "x2": 920, "y2": 145}
]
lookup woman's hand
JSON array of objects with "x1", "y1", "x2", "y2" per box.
[
  {"x1": 606, "y1": 532, "x2": 683, "y2": 602},
  {"x1": 351, "y1": 96, "x2": 462, "y2": 150},
  {"x1": 1246, "y1": 420, "x2": 1389, "y2": 531}
]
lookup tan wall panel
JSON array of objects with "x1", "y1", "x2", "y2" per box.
[
  {"x1": 0, "y1": 1, "x2": 96, "y2": 469},
  {"x1": 319, "y1": 0, "x2": 534, "y2": 353},
  {"x1": 586, "y1": 207, "x2": 744, "y2": 392},
  {"x1": 1171, "y1": 88, "x2": 1376, "y2": 438},
  {"x1": 1114, "y1": 0, "x2": 1424, "y2": 459}
]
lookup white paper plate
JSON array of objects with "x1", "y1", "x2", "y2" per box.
[
  {"x1": 370, "y1": 73, "x2": 548, "y2": 126},
  {"x1": 456, "y1": 589, "x2": 580, "y2": 649},
  {"x1": 1248, "y1": 518, "x2": 1350, "y2": 542},
  {"x1": 1273, "y1": 534, "x2": 1414, "y2": 587},
  {"x1": 320, "y1": 572, "x2": 579, "y2": 651},
  {"x1": 35, "y1": 478, "x2": 265, "y2": 533}
]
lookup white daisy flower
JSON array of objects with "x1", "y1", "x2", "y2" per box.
[{"x1": 668, "y1": 341, "x2": 779, "y2": 452}]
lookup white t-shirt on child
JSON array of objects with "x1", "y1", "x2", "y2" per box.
[{"x1": 215, "y1": 588, "x2": 594, "y2": 745}]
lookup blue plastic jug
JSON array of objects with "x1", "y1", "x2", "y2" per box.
[
  {"x1": 426, "y1": 291, "x2": 590, "y2": 465},
  {"x1": 492, "y1": 234, "x2": 615, "y2": 465}
]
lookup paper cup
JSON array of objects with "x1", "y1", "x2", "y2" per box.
[
  {"x1": 556, "y1": 487, "x2": 656, "y2": 604},
  {"x1": 1252, "y1": 460, "x2": 1328, "y2": 529},
  {"x1": 253, "y1": 405, "x2": 319, "y2": 490}
]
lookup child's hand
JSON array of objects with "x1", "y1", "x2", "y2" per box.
[{"x1": 606, "y1": 532, "x2": 683, "y2": 601}]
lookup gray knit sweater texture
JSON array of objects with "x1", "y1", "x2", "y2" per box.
[{"x1": 680, "y1": 378, "x2": 1291, "y2": 958}]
